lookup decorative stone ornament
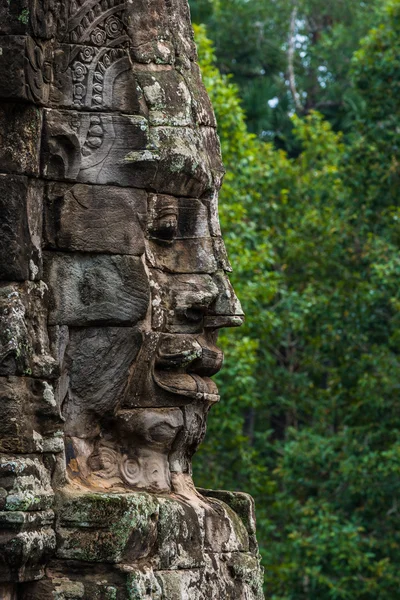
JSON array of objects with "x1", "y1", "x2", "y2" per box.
[{"x1": 0, "y1": 0, "x2": 264, "y2": 598}]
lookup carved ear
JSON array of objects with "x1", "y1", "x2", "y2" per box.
[{"x1": 46, "y1": 132, "x2": 81, "y2": 180}]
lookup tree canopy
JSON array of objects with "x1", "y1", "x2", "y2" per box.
[
  {"x1": 191, "y1": 2, "x2": 400, "y2": 597},
  {"x1": 189, "y1": 0, "x2": 380, "y2": 150}
]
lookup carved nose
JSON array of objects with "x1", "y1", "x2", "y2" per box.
[{"x1": 203, "y1": 272, "x2": 244, "y2": 329}]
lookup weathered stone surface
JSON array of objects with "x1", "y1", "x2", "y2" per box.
[
  {"x1": 0, "y1": 36, "x2": 52, "y2": 104},
  {"x1": 135, "y1": 69, "x2": 193, "y2": 126},
  {"x1": 0, "y1": 103, "x2": 42, "y2": 176},
  {"x1": 150, "y1": 126, "x2": 215, "y2": 197},
  {"x1": 200, "y1": 488, "x2": 259, "y2": 553},
  {"x1": 23, "y1": 558, "x2": 264, "y2": 600},
  {"x1": 0, "y1": 378, "x2": 63, "y2": 454},
  {"x1": 0, "y1": 0, "x2": 32, "y2": 36},
  {"x1": 125, "y1": 0, "x2": 177, "y2": 65},
  {"x1": 146, "y1": 238, "x2": 217, "y2": 274},
  {"x1": 0, "y1": 455, "x2": 54, "y2": 512},
  {"x1": 21, "y1": 566, "x2": 161, "y2": 600},
  {"x1": 0, "y1": 36, "x2": 27, "y2": 99},
  {"x1": 203, "y1": 271, "x2": 245, "y2": 329},
  {"x1": 56, "y1": 488, "x2": 159, "y2": 563},
  {"x1": 42, "y1": 109, "x2": 152, "y2": 185},
  {"x1": 147, "y1": 194, "x2": 210, "y2": 240},
  {"x1": 61, "y1": 326, "x2": 142, "y2": 438},
  {"x1": 20, "y1": 487, "x2": 263, "y2": 597},
  {"x1": 45, "y1": 253, "x2": 150, "y2": 325},
  {"x1": 149, "y1": 270, "x2": 220, "y2": 334},
  {"x1": 155, "y1": 497, "x2": 205, "y2": 570},
  {"x1": 182, "y1": 63, "x2": 217, "y2": 128},
  {"x1": 42, "y1": 111, "x2": 218, "y2": 196},
  {"x1": 0, "y1": 0, "x2": 66, "y2": 38},
  {"x1": 199, "y1": 126, "x2": 225, "y2": 189},
  {"x1": 0, "y1": 509, "x2": 56, "y2": 583},
  {"x1": 44, "y1": 183, "x2": 147, "y2": 254},
  {"x1": 66, "y1": 327, "x2": 141, "y2": 411},
  {"x1": 0, "y1": 175, "x2": 43, "y2": 281},
  {"x1": 0, "y1": 282, "x2": 57, "y2": 378},
  {"x1": 212, "y1": 236, "x2": 233, "y2": 272},
  {"x1": 155, "y1": 556, "x2": 264, "y2": 600}
]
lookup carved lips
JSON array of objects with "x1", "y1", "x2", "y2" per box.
[{"x1": 153, "y1": 334, "x2": 223, "y2": 403}]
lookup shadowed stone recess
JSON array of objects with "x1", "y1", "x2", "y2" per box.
[{"x1": 0, "y1": 0, "x2": 264, "y2": 597}]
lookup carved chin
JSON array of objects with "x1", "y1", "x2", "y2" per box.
[{"x1": 153, "y1": 370, "x2": 220, "y2": 403}]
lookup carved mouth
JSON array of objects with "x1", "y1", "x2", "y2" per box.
[
  {"x1": 153, "y1": 370, "x2": 220, "y2": 403},
  {"x1": 153, "y1": 337, "x2": 223, "y2": 403}
]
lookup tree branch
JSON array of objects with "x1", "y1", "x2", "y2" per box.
[{"x1": 288, "y1": 5, "x2": 303, "y2": 112}]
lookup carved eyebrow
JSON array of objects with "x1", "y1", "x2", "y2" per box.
[{"x1": 157, "y1": 205, "x2": 179, "y2": 218}]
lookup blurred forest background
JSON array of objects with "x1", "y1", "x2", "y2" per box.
[{"x1": 189, "y1": 0, "x2": 400, "y2": 597}]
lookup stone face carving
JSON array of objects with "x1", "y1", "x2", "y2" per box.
[{"x1": 0, "y1": 0, "x2": 264, "y2": 597}]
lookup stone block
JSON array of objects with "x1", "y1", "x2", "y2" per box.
[
  {"x1": 146, "y1": 238, "x2": 217, "y2": 274},
  {"x1": 0, "y1": 282, "x2": 57, "y2": 378},
  {"x1": 0, "y1": 174, "x2": 43, "y2": 282},
  {"x1": 0, "y1": 1, "x2": 31, "y2": 36},
  {"x1": 147, "y1": 194, "x2": 210, "y2": 240},
  {"x1": 0, "y1": 36, "x2": 52, "y2": 104},
  {"x1": 126, "y1": 569, "x2": 163, "y2": 600},
  {"x1": 44, "y1": 183, "x2": 146, "y2": 255},
  {"x1": 202, "y1": 498, "x2": 249, "y2": 553},
  {"x1": 150, "y1": 126, "x2": 214, "y2": 197},
  {"x1": 0, "y1": 103, "x2": 42, "y2": 176},
  {"x1": 42, "y1": 113, "x2": 221, "y2": 196},
  {"x1": 135, "y1": 68, "x2": 192, "y2": 126},
  {"x1": 0, "y1": 509, "x2": 55, "y2": 583},
  {"x1": 23, "y1": 556, "x2": 264, "y2": 599},
  {"x1": 45, "y1": 253, "x2": 150, "y2": 326},
  {"x1": 155, "y1": 497, "x2": 205, "y2": 570},
  {"x1": 0, "y1": 454, "x2": 54, "y2": 512},
  {"x1": 182, "y1": 63, "x2": 217, "y2": 127},
  {"x1": 50, "y1": 45, "x2": 148, "y2": 114},
  {"x1": 165, "y1": 0, "x2": 197, "y2": 66},
  {"x1": 62, "y1": 327, "x2": 142, "y2": 438},
  {"x1": 0, "y1": 378, "x2": 63, "y2": 454},
  {"x1": 0, "y1": 0, "x2": 65, "y2": 38},
  {"x1": 200, "y1": 488, "x2": 259, "y2": 553},
  {"x1": 125, "y1": 0, "x2": 174, "y2": 65},
  {"x1": 21, "y1": 565, "x2": 161, "y2": 600},
  {"x1": 56, "y1": 488, "x2": 159, "y2": 563},
  {"x1": 0, "y1": 36, "x2": 27, "y2": 99},
  {"x1": 155, "y1": 552, "x2": 264, "y2": 600},
  {"x1": 212, "y1": 236, "x2": 233, "y2": 272},
  {"x1": 41, "y1": 109, "x2": 153, "y2": 186},
  {"x1": 199, "y1": 126, "x2": 225, "y2": 190},
  {"x1": 222, "y1": 552, "x2": 265, "y2": 600}
]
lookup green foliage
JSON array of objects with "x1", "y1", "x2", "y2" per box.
[
  {"x1": 17, "y1": 8, "x2": 29, "y2": 24},
  {"x1": 189, "y1": 0, "x2": 380, "y2": 148},
  {"x1": 192, "y1": 7, "x2": 400, "y2": 597}
]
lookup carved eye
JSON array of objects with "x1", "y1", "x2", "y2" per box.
[
  {"x1": 150, "y1": 214, "x2": 178, "y2": 240},
  {"x1": 184, "y1": 308, "x2": 204, "y2": 322},
  {"x1": 148, "y1": 198, "x2": 179, "y2": 242}
]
